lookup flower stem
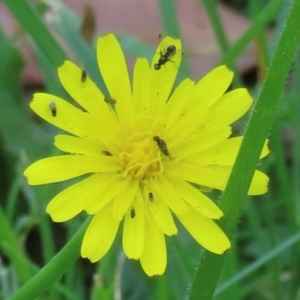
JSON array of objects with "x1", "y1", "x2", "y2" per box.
[
  {"x1": 189, "y1": 0, "x2": 300, "y2": 299},
  {"x1": 8, "y1": 218, "x2": 91, "y2": 300}
]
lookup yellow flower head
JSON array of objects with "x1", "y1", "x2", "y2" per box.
[{"x1": 24, "y1": 34, "x2": 269, "y2": 276}]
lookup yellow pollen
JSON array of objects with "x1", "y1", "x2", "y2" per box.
[{"x1": 120, "y1": 138, "x2": 162, "y2": 179}]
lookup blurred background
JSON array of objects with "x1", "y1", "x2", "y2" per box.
[
  {"x1": 0, "y1": 0, "x2": 257, "y2": 85},
  {"x1": 0, "y1": 0, "x2": 299, "y2": 299}
]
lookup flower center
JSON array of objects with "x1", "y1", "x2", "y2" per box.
[{"x1": 120, "y1": 138, "x2": 162, "y2": 179}]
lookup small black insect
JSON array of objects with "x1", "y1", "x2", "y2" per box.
[
  {"x1": 149, "y1": 192, "x2": 154, "y2": 202},
  {"x1": 81, "y1": 70, "x2": 87, "y2": 82},
  {"x1": 153, "y1": 136, "x2": 170, "y2": 157},
  {"x1": 102, "y1": 150, "x2": 112, "y2": 156},
  {"x1": 154, "y1": 45, "x2": 176, "y2": 70},
  {"x1": 104, "y1": 96, "x2": 117, "y2": 105},
  {"x1": 130, "y1": 207, "x2": 136, "y2": 218},
  {"x1": 49, "y1": 100, "x2": 57, "y2": 117}
]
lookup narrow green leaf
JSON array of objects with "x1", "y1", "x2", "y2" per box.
[
  {"x1": 8, "y1": 218, "x2": 90, "y2": 300},
  {"x1": 0, "y1": 206, "x2": 33, "y2": 283},
  {"x1": 4, "y1": 0, "x2": 67, "y2": 67},
  {"x1": 215, "y1": 232, "x2": 300, "y2": 296},
  {"x1": 201, "y1": 0, "x2": 229, "y2": 53},
  {"x1": 219, "y1": 0, "x2": 283, "y2": 67},
  {"x1": 189, "y1": 0, "x2": 300, "y2": 298}
]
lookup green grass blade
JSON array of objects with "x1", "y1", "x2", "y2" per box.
[
  {"x1": 51, "y1": 6, "x2": 107, "y2": 93},
  {"x1": 8, "y1": 218, "x2": 90, "y2": 300},
  {"x1": 200, "y1": 0, "x2": 243, "y2": 86},
  {"x1": 215, "y1": 231, "x2": 300, "y2": 296},
  {"x1": 0, "y1": 206, "x2": 32, "y2": 283},
  {"x1": 201, "y1": 0, "x2": 229, "y2": 53},
  {"x1": 3, "y1": 0, "x2": 67, "y2": 67},
  {"x1": 157, "y1": 0, "x2": 181, "y2": 38},
  {"x1": 189, "y1": 0, "x2": 300, "y2": 298},
  {"x1": 291, "y1": 55, "x2": 300, "y2": 230},
  {"x1": 249, "y1": 0, "x2": 270, "y2": 78},
  {"x1": 219, "y1": 0, "x2": 283, "y2": 67}
]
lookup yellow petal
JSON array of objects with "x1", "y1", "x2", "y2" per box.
[
  {"x1": 168, "y1": 162, "x2": 269, "y2": 195},
  {"x1": 140, "y1": 216, "x2": 167, "y2": 276},
  {"x1": 58, "y1": 61, "x2": 120, "y2": 143},
  {"x1": 30, "y1": 93, "x2": 94, "y2": 139},
  {"x1": 97, "y1": 34, "x2": 132, "y2": 121},
  {"x1": 177, "y1": 209, "x2": 230, "y2": 254},
  {"x1": 147, "y1": 191, "x2": 178, "y2": 236},
  {"x1": 192, "y1": 65, "x2": 233, "y2": 108},
  {"x1": 132, "y1": 58, "x2": 150, "y2": 114},
  {"x1": 122, "y1": 191, "x2": 145, "y2": 259},
  {"x1": 176, "y1": 126, "x2": 232, "y2": 158},
  {"x1": 186, "y1": 137, "x2": 269, "y2": 166},
  {"x1": 248, "y1": 169, "x2": 269, "y2": 195},
  {"x1": 24, "y1": 155, "x2": 120, "y2": 185},
  {"x1": 46, "y1": 174, "x2": 102, "y2": 222},
  {"x1": 112, "y1": 176, "x2": 139, "y2": 220},
  {"x1": 54, "y1": 135, "x2": 104, "y2": 155},
  {"x1": 58, "y1": 61, "x2": 114, "y2": 120},
  {"x1": 165, "y1": 100, "x2": 210, "y2": 146},
  {"x1": 166, "y1": 162, "x2": 227, "y2": 191},
  {"x1": 149, "y1": 36, "x2": 182, "y2": 105},
  {"x1": 81, "y1": 204, "x2": 119, "y2": 262},
  {"x1": 157, "y1": 176, "x2": 188, "y2": 215},
  {"x1": 170, "y1": 179, "x2": 224, "y2": 219},
  {"x1": 83, "y1": 173, "x2": 125, "y2": 214},
  {"x1": 164, "y1": 78, "x2": 194, "y2": 116},
  {"x1": 209, "y1": 88, "x2": 253, "y2": 125},
  {"x1": 164, "y1": 78, "x2": 195, "y2": 132},
  {"x1": 131, "y1": 58, "x2": 167, "y2": 133}
]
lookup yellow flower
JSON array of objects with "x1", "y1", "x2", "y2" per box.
[{"x1": 24, "y1": 33, "x2": 269, "y2": 276}]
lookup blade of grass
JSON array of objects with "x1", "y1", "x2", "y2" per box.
[
  {"x1": 201, "y1": 0, "x2": 229, "y2": 53},
  {"x1": 271, "y1": 120, "x2": 296, "y2": 228},
  {"x1": 249, "y1": 0, "x2": 270, "y2": 79},
  {"x1": 0, "y1": 206, "x2": 32, "y2": 283},
  {"x1": 215, "y1": 242, "x2": 239, "y2": 300},
  {"x1": 0, "y1": 242, "x2": 81, "y2": 300},
  {"x1": 291, "y1": 53, "x2": 300, "y2": 230},
  {"x1": 289, "y1": 48, "x2": 300, "y2": 300},
  {"x1": 158, "y1": 0, "x2": 181, "y2": 38},
  {"x1": 51, "y1": 6, "x2": 107, "y2": 93},
  {"x1": 263, "y1": 192, "x2": 282, "y2": 300},
  {"x1": 3, "y1": 0, "x2": 67, "y2": 67},
  {"x1": 8, "y1": 218, "x2": 91, "y2": 300},
  {"x1": 189, "y1": 0, "x2": 300, "y2": 298},
  {"x1": 200, "y1": 0, "x2": 243, "y2": 87},
  {"x1": 5, "y1": 173, "x2": 23, "y2": 222},
  {"x1": 215, "y1": 231, "x2": 300, "y2": 296},
  {"x1": 219, "y1": 0, "x2": 283, "y2": 67}
]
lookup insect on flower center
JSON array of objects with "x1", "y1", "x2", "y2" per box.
[{"x1": 120, "y1": 138, "x2": 162, "y2": 179}]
